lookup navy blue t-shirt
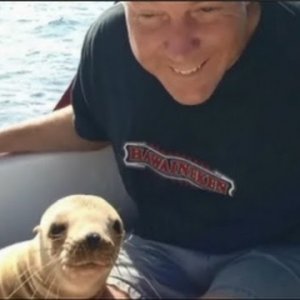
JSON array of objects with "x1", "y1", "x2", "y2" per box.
[{"x1": 72, "y1": 2, "x2": 300, "y2": 253}]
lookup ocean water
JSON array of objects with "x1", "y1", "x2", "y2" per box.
[{"x1": 0, "y1": 1, "x2": 114, "y2": 127}]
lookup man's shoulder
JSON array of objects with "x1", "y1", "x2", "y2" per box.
[
  {"x1": 83, "y1": 3, "x2": 126, "y2": 51},
  {"x1": 279, "y1": 1, "x2": 300, "y2": 15},
  {"x1": 276, "y1": 2, "x2": 300, "y2": 55},
  {"x1": 272, "y1": 1, "x2": 300, "y2": 29},
  {"x1": 92, "y1": 3, "x2": 126, "y2": 34},
  {"x1": 262, "y1": 1, "x2": 300, "y2": 52}
]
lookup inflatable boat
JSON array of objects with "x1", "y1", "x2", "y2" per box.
[{"x1": 0, "y1": 83, "x2": 138, "y2": 248}]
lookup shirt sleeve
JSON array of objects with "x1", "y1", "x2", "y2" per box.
[{"x1": 71, "y1": 20, "x2": 108, "y2": 142}]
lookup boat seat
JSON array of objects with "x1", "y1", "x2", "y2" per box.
[{"x1": 0, "y1": 146, "x2": 138, "y2": 248}]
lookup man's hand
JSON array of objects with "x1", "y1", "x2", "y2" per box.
[{"x1": 101, "y1": 285, "x2": 130, "y2": 299}]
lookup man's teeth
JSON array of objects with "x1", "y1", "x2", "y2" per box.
[{"x1": 172, "y1": 65, "x2": 201, "y2": 75}]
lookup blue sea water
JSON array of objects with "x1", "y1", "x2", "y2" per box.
[{"x1": 0, "y1": 2, "x2": 114, "y2": 127}]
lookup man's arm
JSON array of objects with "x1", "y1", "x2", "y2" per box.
[{"x1": 0, "y1": 105, "x2": 108, "y2": 154}]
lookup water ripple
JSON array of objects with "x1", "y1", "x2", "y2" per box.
[{"x1": 0, "y1": 1, "x2": 114, "y2": 127}]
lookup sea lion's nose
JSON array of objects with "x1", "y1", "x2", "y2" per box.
[{"x1": 85, "y1": 233, "x2": 102, "y2": 249}]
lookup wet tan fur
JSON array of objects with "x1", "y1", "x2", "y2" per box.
[{"x1": 0, "y1": 194, "x2": 124, "y2": 299}]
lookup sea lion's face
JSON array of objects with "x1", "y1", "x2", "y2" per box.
[{"x1": 35, "y1": 195, "x2": 124, "y2": 296}]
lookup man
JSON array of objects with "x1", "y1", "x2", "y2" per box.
[{"x1": 1, "y1": 1, "x2": 300, "y2": 298}]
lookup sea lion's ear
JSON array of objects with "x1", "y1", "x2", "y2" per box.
[{"x1": 33, "y1": 225, "x2": 40, "y2": 235}]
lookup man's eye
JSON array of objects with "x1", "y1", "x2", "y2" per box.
[
  {"x1": 196, "y1": 6, "x2": 220, "y2": 13},
  {"x1": 140, "y1": 13, "x2": 157, "y2": 19},
  {"x1": 202, "y1": 7, "x2": 215, "y2": 12},
  {"x1": 138, "y1": 13, "x2": 162, "y2": 21},
  {"x1": 136, "y1": 13, "x2": 166, "y2": 27}
]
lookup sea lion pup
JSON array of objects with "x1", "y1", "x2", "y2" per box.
[{"x1": 0, "y1": 194, "x2": 125, "y2": 299}]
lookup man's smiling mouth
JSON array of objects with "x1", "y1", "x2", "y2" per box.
[{"x1": 170, "y1": 60, "x2": 208, "y2": 76}]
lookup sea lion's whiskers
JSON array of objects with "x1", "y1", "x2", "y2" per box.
[
  {"x1": 41, "y1": 271, "x2": 58, "y2": 300},
  {"x1": 123, "y1": 236, "x2": 137, "y2": 251},
  {"x1": 45, "y1": 272, "x2": 57, "y2": 299},
  {"x1": 81, "y1": 244, "x2": 89, "y2": 258},
  {"x1": 27, "y1": 257, "x2": 59, "y2": 284},
  {"x1": 123, "y1": 234, "x2": 133, "y2": 243},
  {"x1": 137, "y1": 269, "x2": 162, "y2": 299},
  {"x1": 29, "y1": 275, "x2": 44, "y2": 300},
  {"x1": 127, "y1": 257, "x2": 162, "y2": 299},
  {"x1": 26, "y1": 247, "x2": 52, "y2": 255},
  {"x1": 53, "y1": 286, "x2": 58, "y2": 300},
  {"x1": 41, "y1": 257, "x2": 64, "y2": 299},
  {"x1": 103, "y1": 254, "x2": 117, "y2": 266},
  {"x1": 42, "y1": 258, "x2": 61, "y2": 286},
  {"x1": 30, "y1": 257, "x2": 60, "y2": 285},
  {"x1": 10, "y1": 268, "x2": 31, "y2": 297},
  {"x1": 49, "y1": 236, "x2": 64, "y2": 243},
  {"x1": 54, "y1": 282, "x2": 60, "y2": 300},
  {"x1": 61, "y1": 241, "x2": 73, "y2": 252},
  {"x1": 124, "y1": 252, "x2": 161, "y2": 299},
  {"x1": 115, "y1": 263, "x2": 122, "y2": 278},
  {"x1": 63, "y1": 237, "x2": 75, "y2": 246},
  {"x1": 10, "y1": 264, "x2": 38, "y2": 296},
  {"x1": 113, "y1": 260, "x2": 159, "y2": 299},
  {"x1": 29, "y1": 268, "x2": 54, "y2": 300},
  {"x1": 30, "y1": 287, "x2": 39, "y2": 299},
  {"x1": 117, "y1": 260, "x2": 161, "y2": 299},
  {"x1": 16, "y1": 264, "x2": 36, "y2": 282},
  {"x1": 8, "y1": 257, "x2": 59, "y2": 298},
  {"x1": 67, "y1": 241, "x2": 79, "y2": 256}
]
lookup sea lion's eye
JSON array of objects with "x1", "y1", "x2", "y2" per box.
[
  {"x1": 48, "y1": 223, "x2": 67, "y2": 238},
  {"x1": 112, "y1": 220, "x2": 123, "y2": 235}
]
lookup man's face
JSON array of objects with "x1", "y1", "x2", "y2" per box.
[{"x1": 124, "y1": 1, "x2": 260, "y2": 105}]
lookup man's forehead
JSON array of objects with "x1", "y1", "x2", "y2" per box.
[
  {"x1": 127, "y1": 1, "x2": 208, "y2": 5},
  {"x1": 126, "y1": 1, "x2": 244, "y2": 8}
]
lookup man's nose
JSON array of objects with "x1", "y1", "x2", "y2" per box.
[{"x1": 163, "y1": 22, "x2": 200, "y2": 61}]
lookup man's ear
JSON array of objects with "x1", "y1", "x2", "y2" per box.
[
  {"x1": 243, "y1": 1, "x2": 253, "y2": 13},
  {"x1": 33, "y1": 225, "x2": 40, "y2": 235}
]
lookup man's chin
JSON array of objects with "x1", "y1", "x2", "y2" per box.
[{"x1": 169, "y1": 89, "x2": 215, "y2": 106}]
